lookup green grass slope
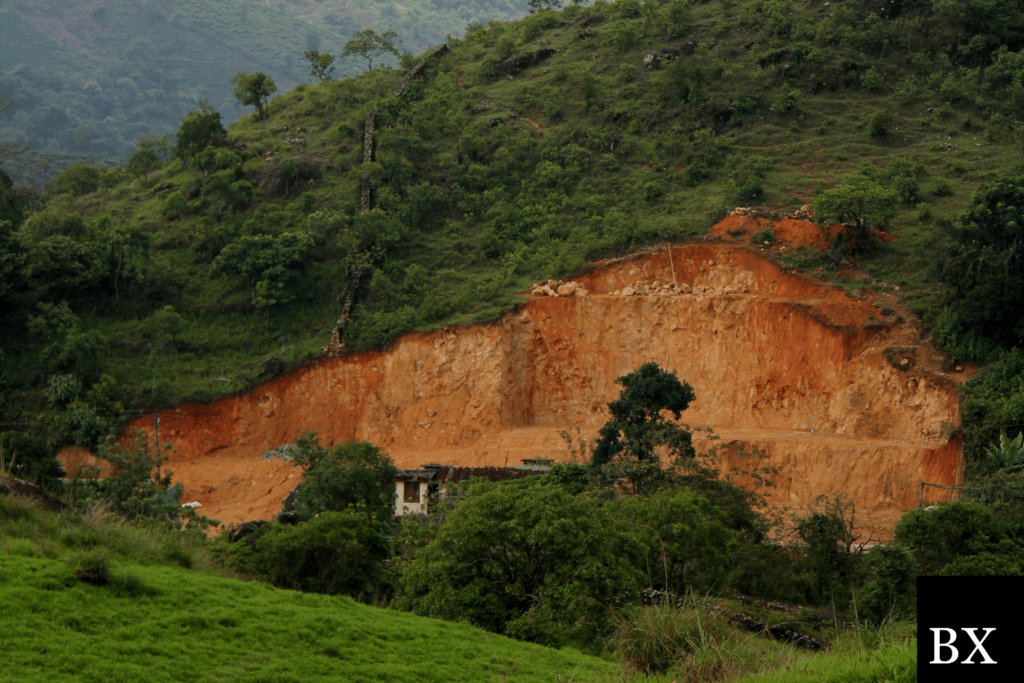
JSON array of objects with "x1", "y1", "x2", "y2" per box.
[
  {"x1": 1, "y1": 553, "x2": 611, "y2": 682},
  {"x1": 0, "y1": 493, "x2": 917, "y2": 683},
  {"x1": 0, "y1": 496, "x2": 610, "y2": 683},
  {"x1": 2, "y1": 0, "x2": 1024, "y2": 455}
]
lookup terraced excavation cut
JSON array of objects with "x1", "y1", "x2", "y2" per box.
[{"x1": 59, "y1": 235, "x2": 964, "y2": 534}]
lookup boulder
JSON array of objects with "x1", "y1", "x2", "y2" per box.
[
  {"x1": 642, "y1": 52, "x2": 661, "y2": 70},
  {"x1": 557, "y1": 283, "x2": 576, "y2": 296},
  {"x1": 228, "y1": 519, "x2": 268, "y2": 544}
]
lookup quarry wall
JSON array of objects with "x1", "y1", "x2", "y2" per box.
[{"x1": 60, "y1": 241, "x2": 964, "y2": 534}]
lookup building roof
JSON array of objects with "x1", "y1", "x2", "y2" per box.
[{"x1": 394, "y1": 462, "x2": 550, "y2": 483}]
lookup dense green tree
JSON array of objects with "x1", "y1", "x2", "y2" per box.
[
  {"x1": 172, "y1": 100, "x2": 226, "y2": 160},
  {"x1": 812, "y1": 173, "x2": 900, "y2": 251},
  {"x1": 618, "y1": 488, "x2": 737, "y2": 593},
  {"x1": 340, "y1": 29, "x2": 402, "y2": 71},
  {"x1": 212, "y1": 231, "x2": 312, "y2": 310},
  {"x1": 27, "y1": 301, "x2": 108, "y2": 383},
  {"x1": 937, "y1": 169, "x2": 1024, "y2": 358},
  {"x1": 303, "y1": 50, "x2": 336, "y2": 82},
  {"x1": 591, "y1": 362, "x2": 697, "y2": 470},
  {"x1": 230, "y1": 72, "x2": 278, "y2": 121},
  {"x1": 256, "y1": 509, "x2": 394, "y2": 598},
  {"x1": 893, "y1": 501, "x2": 1006, "y2": 575},
  {"x1": 289, "y1": 431, "x2": 397, "y2": 521},
  {"x1": 397, "y1": 476, "x2": 642, "y2": 648}
]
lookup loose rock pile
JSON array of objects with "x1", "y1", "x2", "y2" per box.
[
  {"x1": 531, "y1": 279, "x2": 590, "y2": 297},
  {"x1": 729, "y1": 204, "x2": 814, "y2": 220},
  {"x1": 609, "y1": 280, "x2": 750, "y2": 297}
]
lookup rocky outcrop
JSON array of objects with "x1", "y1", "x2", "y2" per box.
[{"x1": 66, "y1": 242, "x2": 963, "y2": 532}]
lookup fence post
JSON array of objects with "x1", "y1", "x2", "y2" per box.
[{"x1": 918, "y1": 481, "x2": 925, "y2": 508}]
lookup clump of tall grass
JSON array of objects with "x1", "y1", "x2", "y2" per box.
[
  {"x1": 1, "y1": 492, "x2": 212, "y2": 574},
  {"x1": 612, "y1": 601, "x2": 734, "y2": 678}
]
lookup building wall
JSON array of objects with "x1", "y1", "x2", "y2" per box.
[{"x1": 395, "y1": 480, "x2": 427, "y2": 515}]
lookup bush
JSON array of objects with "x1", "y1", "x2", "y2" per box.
[
  {"x1": 173, "y1": 100, "x2": 226, "y2": 160},
  {"x1": 682, "y1": 161, "x2": 711, "y2": 187},
  {"x1": 162, "y1": 191, "x2": 188, "y2": 220},
  {"x1": 937, "y1": 168, "x2": 1024, "y2": 358},
  {"x1": 858, "y1": 545, "x2": 917, "y2": 624},
  {"x1": 289, "y1": 433, "x2": 397, "y2": 521},
  {"x1": 869, "y1": 111, "x2": 894, "y2": 137},
  {"x1": 933, "y1": 178, "x2": 954, "y2": 196},
  {"x1": 613, "y1": 603, "x2": 732, "y2": 676},
  {"x1": 49, "y1": 164, "x2": 101, "y2": 198},
  {"x1": 257, "y1": 510, "x2": 394, "y2": 598},
  {"x1": 769, "y1": 84, "x2": 801, "y2": 114},
  {"x1": 0, "y1": 430, "x2": 63, "y2": 489},
  {"x1": 893, "y1": 502, "x2": 1004, "y2": 575},
  {"x1": 396, "y1": 476, "x2": 642, "y2": 649},
  {"x1": 752, "y1": 228, "x2": 776, "y2": 244},
  {"x1": 861, "y1": 67, "x2": 885, "y2": 92},
  {"x1": 618, "y1": 489, "x2": 737, "y2": 593}
]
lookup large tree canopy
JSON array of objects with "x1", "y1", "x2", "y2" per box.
[
  {"x1": 230, "y1": 72, "x2": 278, "y2": 121},
  {"x1": 591, "y1": 362, "x2": 696, "y2": 467}
]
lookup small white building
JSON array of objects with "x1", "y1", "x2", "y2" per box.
[{"x1": 393, "y1": 461, "x2": 550, "y2": 516}]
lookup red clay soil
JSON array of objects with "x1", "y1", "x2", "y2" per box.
[
  {"x1": 709, "y1": 215, "x2": 828, "y2": 251},
  {"x1": 59, "y1": 243, "x2": 965, "y2": 537}
]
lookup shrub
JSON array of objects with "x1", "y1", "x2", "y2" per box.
[
  {"x1": 613, "y1": 603, "x2": 732, "y2": 676},
  {"x1": 933, "y1": 178, "x2": 954, "y2": 196},
  {"x1": 163, "y1": 191, "x2": 188, "y2": 220},
  {"x1": 861, "y1": 67, "x2": 885, "y2": 92},
  {"x1": 893, "y1": 502, "x2": 1004, "y2": 575},
  {"x1": 752, "y1": 228, "x2": 776, "y2": 244},
  {"x1": 49, "y1": 164, "x2": 101, "y2": 198},
  {"x1": 257, "y1": 510, "x2": 394, "y2": 598},
  {"x1": 682, "y1": 161, "x2": 711, "y2": 187},
  {"x1": 858, "y1": 545, "x2": 917, "y2": 624},
  {"x1": 396, "y1": 476, "x2": 641, "y2": 649},
  {"x1": 289, "y1": 433, "x2": 397, "y2": 521},
  {"x1": 869, "y1": 111, "x2": 894, "y2": 137},
  {"x1": 618, "y1": 489, "x2": 737, "y2": 593},
  {"x1": 769, "y1": 84, "x2": 801, "y2": 114}
]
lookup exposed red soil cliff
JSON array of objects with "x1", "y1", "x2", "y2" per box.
[{"x1": 60, "y1": 240, "x2": 964, "y2": 535}]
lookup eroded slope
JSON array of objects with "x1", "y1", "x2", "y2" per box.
[{"x1": 61, "y1": 241, "x2": 963, "y2": 533}]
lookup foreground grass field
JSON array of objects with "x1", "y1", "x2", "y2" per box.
[
  {"x1": 0, "y1": 553, "x2": 611, "y2": 683},
  {"x1": 0, "y1": 494, "x2": 917, "y2": 683}
]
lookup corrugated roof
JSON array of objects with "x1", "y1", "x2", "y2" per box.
[
  {"x1": 394, "y1": 465, "x2": 550, "y2": 483},
  {"x1": 434, "y1": 465, "x2": 547, "y2": 483}
]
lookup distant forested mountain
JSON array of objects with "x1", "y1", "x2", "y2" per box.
[{"x1": 0, "y1": 0, "x2": 532, "y2": 187}]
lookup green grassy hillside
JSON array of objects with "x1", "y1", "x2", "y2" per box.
[
  {"x1": 0, "y1": 497, "x2": 610, "y2": 683},
  {"x1": 0, "y1": 491, "x2": 918, "y2": 683},
  {"x1": 2, "y1": 0, "x2": 1024, "y2": 471}
]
